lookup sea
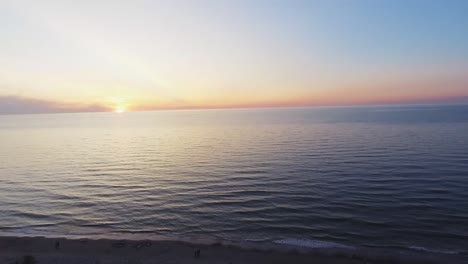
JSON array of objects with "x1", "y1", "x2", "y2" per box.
[{"x1": 0, "y1": 105, "x2": 467, "y2": 256}]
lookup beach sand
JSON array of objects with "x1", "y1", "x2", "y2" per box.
[{"x1": 0, "y1": 236, "x2": 464, "y2": 264}]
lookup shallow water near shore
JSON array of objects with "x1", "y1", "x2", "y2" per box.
[{"x1": 1, "y1": 105, "x2": 468, "y2": 256}]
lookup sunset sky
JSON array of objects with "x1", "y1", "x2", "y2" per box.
[{"x1": 1, "y1": 0, "x2": 468, "y2": 114}]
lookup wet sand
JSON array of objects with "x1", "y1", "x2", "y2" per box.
[{"x1": 0, "y1": 236, "x2": 464, "y2": 264}]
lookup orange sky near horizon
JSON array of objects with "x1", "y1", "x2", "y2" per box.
[{"x1": 1, "y1": 1, "x2": 467, "y2": 114}]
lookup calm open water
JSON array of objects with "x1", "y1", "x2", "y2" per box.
[{"x1": 0, "y1": 105, "x2": 467, "y2": 254}]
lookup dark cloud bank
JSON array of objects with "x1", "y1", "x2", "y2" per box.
[
  {"x1": 0, "y1": 96, "x2": 110, "y2": 115},
  {"x1": 1, "y1": 95, "x2": 468, "y2": 115}
]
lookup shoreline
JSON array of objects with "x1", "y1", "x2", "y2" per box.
[{"x1": 0, "y1": 236, "x2": 466, "y2": 264}]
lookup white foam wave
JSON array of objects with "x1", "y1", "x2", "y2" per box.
[
  {"x1": 274, "y1": 238, "x2": 354, "y2": 249},
  {"x1": 409, "y1": 246, "x2": 459, "y2": 255},
  {"x1": 243, "y1": 238, "x2": 271, "y2": 243}
]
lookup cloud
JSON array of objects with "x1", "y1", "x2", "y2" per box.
[{"x1": 0, "y1": 96, "x2": 111, "y2": 115}]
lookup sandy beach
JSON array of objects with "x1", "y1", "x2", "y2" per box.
[{"x1": 0, "y1": 236, "x2": 465, "y2": 264}]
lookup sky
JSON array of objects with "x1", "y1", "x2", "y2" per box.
[{"x1": 1, "y1": 0, "x2": 468, "y2": 114}]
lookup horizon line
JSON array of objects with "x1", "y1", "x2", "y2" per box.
[{"x1": 1, "y1": 101, "x2": 467, "y2": 116}]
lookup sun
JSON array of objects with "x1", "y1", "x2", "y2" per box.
[
  {"x1": 109, "y1": 97, "x2": 128, "y2": 113},
  {"x1": 115, "y1": 105, "x2": 125, "y2": 113}
]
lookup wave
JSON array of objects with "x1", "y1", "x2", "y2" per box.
[
  {"x1": 274, "y1": 238, "x2": 354, "y2": 249},
  {"x1": 408, "y1": 246, "x2": 461, "y2": 255}
]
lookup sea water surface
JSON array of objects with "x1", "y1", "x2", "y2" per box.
[{"x1": 0, "y1": 105, "x2": 467, "y2": 254}]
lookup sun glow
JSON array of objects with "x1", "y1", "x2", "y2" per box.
[
  {"x1": 110, "y1": 97, "x2": 128, "y2": 113},
  {"x1": 115, "y1": 105, "x2": 125, "y2": 113}
]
